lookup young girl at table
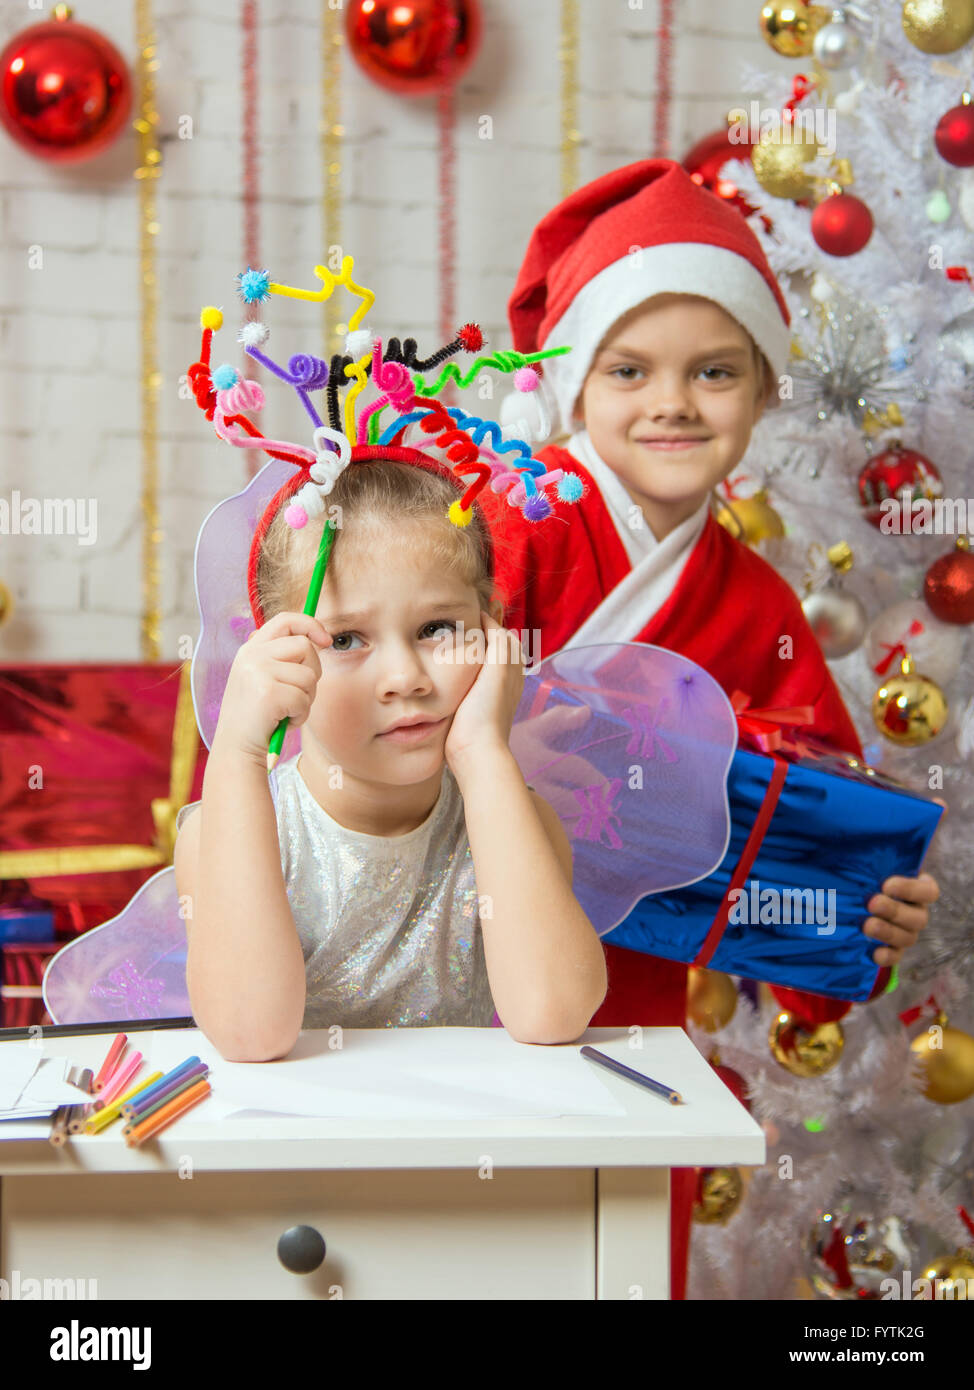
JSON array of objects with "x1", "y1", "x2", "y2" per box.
[
  {"x1": 493, "y1": 158, "x2": 941, "y2": 1296},
  {"x1": 170, "y1": 269, "x2": 609, "y2": 1063}
]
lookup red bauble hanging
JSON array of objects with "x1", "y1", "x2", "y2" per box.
[
  {"x1": 935, "y1": 97, "x2": 974, "y2": 168},
  {"x1": 711, "y1": 1059, "x2": 752, "y2": 1112},
  {"x1": 811, "y1": 190, "x2": 873, "y2": 256},
  {"x1": 857, "y1": 442, "x2": 943, "y2": 529},
  {"x1": 346, "y1": 0, "x2": 482, "y2": 96},
  {"x1": 924, "y1": 538, "x2": 974, "y2": 623},
  {"x1": 0, "y1": 10, "x2": 131, "y2": 163},
  {"x1": 682, "y1": 124, "x2": 771, "y2": 228}
]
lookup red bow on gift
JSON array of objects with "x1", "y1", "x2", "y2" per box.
[{"x1": 730, "y1": 690, "x2": 815, "y2": 755}]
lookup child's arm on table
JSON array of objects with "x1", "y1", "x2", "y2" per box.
[
  {"x1": 447, "y1": 614, "x2": 607, "y2": 1044},
  {"x1": 174, "y1": 612, "x2": 332, "y2": 1063}
]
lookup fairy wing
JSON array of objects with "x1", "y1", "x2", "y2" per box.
[
  {"x1": 508, "y1": 641, "x2": 738, "y2": 936},
  {"x1": 191, "y1": 455, "x2": 302, "y2": 760}
]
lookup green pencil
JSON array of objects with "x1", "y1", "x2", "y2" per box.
[{"x1": 267, "y1": 517, "x2": 336, "y2": 772}]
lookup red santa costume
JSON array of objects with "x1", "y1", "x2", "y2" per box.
[{"x1": 490, "y1": 158, "x2": 888, "y2": 1300}]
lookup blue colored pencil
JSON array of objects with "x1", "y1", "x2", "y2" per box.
[
  {"x1": 120, "y1": 1056, "x2": 201, "y2": 1117},
  {"x1": 579, "y1": 1045, "x2": 684, "y2": 1105}
]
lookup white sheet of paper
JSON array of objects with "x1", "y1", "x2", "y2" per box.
[
  {"x1": 0, "y1": 1044, "x2": 41, "y2": 1110},
  {"x1": 141, "y1": 1027, "x2": 628, "y2": 1120}
]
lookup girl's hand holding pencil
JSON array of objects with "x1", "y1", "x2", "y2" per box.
[{"x1": 216, "y1": 610, "x2": 333, "y2": 768}]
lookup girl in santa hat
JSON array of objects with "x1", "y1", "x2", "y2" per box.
[{"x1": 494, "y1": 157, "x2": 940, "y2": 1300}]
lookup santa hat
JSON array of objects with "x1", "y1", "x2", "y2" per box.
[{"x1": 501, "y1": 157, "x2": 791, "y2": 441}]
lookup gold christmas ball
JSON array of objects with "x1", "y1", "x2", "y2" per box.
[
  {"x1": 715, "y1": 489, "x2": 786, "y2": 545},
  {"x1": 687, "y1": 967, "x2": 738, "y2": 1031},
  {"x1": 759, "y1": 1, "x2": 831, "y2": 56},
  {"x1": 918, "y1": 1251, "x2": 974, "y2": 1297},
  {"x1": 910, "y1": 1016, "x2": 974, "y2": 1103},
  {"x1": 902, "y1": 0, "x2": 974, "y2": 53},
  {"x1": 752, "y1": 126, "x2": 822, "y2": 200},
  {"x1": 769, "y1": 1010, "x2": 845, "y2": 1076},
  {"x1": 0, "y1": 580, "x2": 12, "y2": 629},
  {"x1": 693, "y1": 1166, "x2": 744, "y2": 1224},
  {"x1": 872, "y1": 653, "x2": 948, "y2": 746}
]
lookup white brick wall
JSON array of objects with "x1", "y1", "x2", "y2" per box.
[{"x1": 0, "y1": 0, "x2": 794, "y2": 660}]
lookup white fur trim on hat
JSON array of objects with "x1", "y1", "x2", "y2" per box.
[{"x1": 539, "y1": 243, "x2": 791, "y2": 438}]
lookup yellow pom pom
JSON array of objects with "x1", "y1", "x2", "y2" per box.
[
  {"x1": 448, "y1": 500, "x2": 473, "y2": 527},
  {"x1": 200, "y1": 306, "x2": 223, "y2": 331}
]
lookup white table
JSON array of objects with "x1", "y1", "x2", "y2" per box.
[{"x1": 0, "y1": 1025, "x2": 764, "y2": 1300}]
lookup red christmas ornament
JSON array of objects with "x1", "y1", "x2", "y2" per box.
[
  {"x1": 857, "y1": 443, "x2": 943, "y2": 530},
  {"x1": 935, "y1": 98, "x2": 974, "y2": 168},
  {"x1": 811, "y1": 191, "x2": 873, "y2": 256},
  {"x1": 710, "y1": 1059, "x2": 752, "y2": 1112},
  {"x1": 346, "y1": 0, "x2": 482, "y2": 96},
  {"x1": 682, "y1": 124, "x2": 771, "y2": 228},
  {"x1": 0, "y1": 10, "x2": 131, "y2": 164},
  {"x1": 924, "y1": 539, "x2": 974, "y2": 624}
]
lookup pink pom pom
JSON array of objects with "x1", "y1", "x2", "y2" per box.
[
  {"x1": 513, "y1": 366, "x2": 540, "y2": 393},
  {"x1": 284, "y1": 504, "x2": 308, "y2": 529}
]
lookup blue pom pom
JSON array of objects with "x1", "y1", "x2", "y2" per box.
[
  {"x1": 557, "y1": 473, "x2": 585, "y2": 503},
  {"x1": 523, "y1": 494, "x2": 551, "y2": 522},
  {"x1": 212, "y1": 363, "x2": 239, "y2": 390},
  {"x1": 237, "y1": 267, "x2": 271, "y2": 304}
]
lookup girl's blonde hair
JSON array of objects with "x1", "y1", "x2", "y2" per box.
[{"x1": 256, "y1": 459, "x2": 499, "y2": 622}]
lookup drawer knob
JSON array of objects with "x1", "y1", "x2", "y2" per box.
[{"x1": 277, "y1": 1224, "x2": 327, "y2": 1274}]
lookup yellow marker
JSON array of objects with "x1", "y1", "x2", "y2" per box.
[{"x1": 84, "y1": 1070, "x2": 164, "y2": 1134}]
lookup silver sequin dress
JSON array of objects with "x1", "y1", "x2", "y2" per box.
[{"x1": 178, "y1": 756, "x2": 496, "y2": 1030}]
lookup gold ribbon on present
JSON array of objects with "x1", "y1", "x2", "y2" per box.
[{"x1": 0, "y1": 662, "x2": 199, "y2": 879}]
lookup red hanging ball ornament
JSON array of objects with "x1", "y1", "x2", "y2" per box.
[
  {"x1": 0, "y1": 8, "x2": 132, "y2": 164},
  {"x1": 924, "y1": 538, "x2": 974, "y2": 623},
  {"x1": 935, "y1": 96, "x2": 974, "y2": 167},
  {"x1": 346, "y1": 0, "x2": 482, "y2": 96},
  {"x1": 710, "y1": 1058, "x2": 752, "y2": 1112},
  {"x1": 682, "y1": 122, "x2": 772, "y2": 229},
  {"x1": 811, "y1": 190, "x2": 873, "y2": 256},
  {"x1": 857, "y1": 442, "x2": 943, "y2": 530}
]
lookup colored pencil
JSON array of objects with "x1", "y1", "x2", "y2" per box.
[
  {"x1": 93, "y1": 1051, "x2": 143, "y2": 1108},
  {"x1": 92, "y1": 1034, "x2": 128, "y2": 1092},
  {"x1": 121, "y1": 1056, "x2": 201, "y2": 1117},
  {"x1": 76, "y1": 1067, "x2": 94, "y2": 1094},
  {"x1": 0, "y1": 1016, "x2": 195, "y2": 1042},
  {"x1": 123, "y1": 1066, "x2": 208, "y2": 1127},
  {"x1": 48, "y1": 1105, "x2": 70, "y2": 1146},
  {"x1": 579, "y1": 1045, "x2": 684, "y2": 1105},
  {"x1": 67, "y1": 1105, "x2": 93, "y2": 1134},
  {"x1": 84, "y1": 1071, "x2": 164, "y2": 1135},
  {"x1": 123, "y1": 1078, "x2": 211, "y2": 1147},
  {"x1": 267, "y1": 518, "x2": 336, "y2": 771}
]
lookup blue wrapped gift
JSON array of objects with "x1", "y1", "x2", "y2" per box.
[
  {"x1": 604, "y1": 736, "x2": 944, "y2": 1002},
  {"x1": 509, "y1": 643, "x2": 944, "y2": 1004}
]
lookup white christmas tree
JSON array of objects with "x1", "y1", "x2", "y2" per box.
[{"x1": 685, "y1": 0, "x2": 974, "y2": 1301}]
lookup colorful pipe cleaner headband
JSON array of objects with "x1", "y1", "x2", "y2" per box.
[{"x1": 186, "y1": 254, "x2": 584, "y2": 765}]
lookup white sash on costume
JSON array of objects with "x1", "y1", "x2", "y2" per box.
[{"x1": 561, "y1": 430, "x2": 709, "y2": 654}]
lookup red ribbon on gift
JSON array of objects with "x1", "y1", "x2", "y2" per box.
[
  {"x1": 897, "y1": 993, "x2": 940, "y2": 1027},
  {"x1": 694, "y1": 693, "x2": 818, "y2": 969},
  {"x1": 729, "y1": 690, "x2": 816, "y2": 754},
  {"x1": 873, "y1": 620, "x2": 924, "y2": 676}
]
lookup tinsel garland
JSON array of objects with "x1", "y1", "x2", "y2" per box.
[
  {"x1": 322, "y1": 3, "x2": 344, "y2": 357},
  {"x1": 134, "y1": 0, "x2": 162, "y2": 661},
  {"x1": 653, "y1": 0, "x2": 675, "y2": 157},
  {"x1": 242, "y1": 0, "x2": 261, "y2": 480},
  {"x1": 561, "y1": 0, "x2": 580, "y2": 196}
]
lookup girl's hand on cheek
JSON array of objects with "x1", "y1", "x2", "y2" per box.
[{"x1": 445, "y1": 613, "x2": 526, "y2": 772}]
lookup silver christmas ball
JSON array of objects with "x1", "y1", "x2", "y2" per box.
[
  {"x1": 802, "y1": 582, "x2": 868, "y2": 658},
  {"x1": 812, "y1": 10, "x2": 863, "y2": 69}
]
